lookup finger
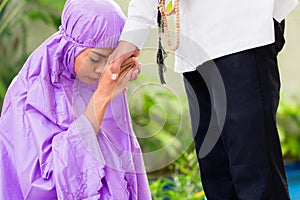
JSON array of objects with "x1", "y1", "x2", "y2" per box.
[
  {"x1": 109, "y1": 42, "x2": 138, "y2": 80},
  {"x1": 133, "y1": 49, "x2": 140, "y2": 57},
  {"x1": 131, "y1": 63, "x2": 141, "y2": 78},
  {"x1": 110, "y1": 55, "x2": 134, "y2": 80},
  {"x1": 122, "y1": 57, "x2": 136, "y2": 68},
  {"x1": 119, "y1": 57, "x2": 136, "y2": 74},
  {"x1": 114, "y1": 68, "x2": 133, "y2": 97},
  {"x1": 110, "y1": 57, "x2": 124, "y2": 80},
  {"x1": 123, "y1": 68, "x2": 134, "y2": 83},
  {"x1": 119, "y1": 63, "x2": 134, "y2": 79},
  {"x1": 123, "y1": 87, "x2": 128, "y2": 94},
  {"x1": 130, "y1": 69, "x2": 139, "y2": 81},
  {"x1": 135, "y1": 61, "x2": 141, "y2": 70}
]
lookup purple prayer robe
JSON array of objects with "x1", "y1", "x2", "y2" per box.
[{"x1": 0, "y1": 0, "x2": 151, "y2": 199}]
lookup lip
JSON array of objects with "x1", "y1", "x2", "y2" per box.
[{"x1": 87, "y1": 77, "x2": 99, "y2": 82}]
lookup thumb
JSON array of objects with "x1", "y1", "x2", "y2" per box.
[{"x1": 110, "y1": 56, "x2": 125, "y2": 80}]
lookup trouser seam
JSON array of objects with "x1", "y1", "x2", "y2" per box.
[{"x1": 254, "y1": 47, "x2": 280, "y2": 199}]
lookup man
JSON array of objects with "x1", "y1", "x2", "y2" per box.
[{"x1": 109, "y1": 0, "x2": 298, "y2": 199}]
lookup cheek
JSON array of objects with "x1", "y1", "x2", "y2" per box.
[
  {"x1": 74, "y1": 57, "x2": 91, "y2": 76},
  {"x1": 74, "y1": 57, "x2": 82, "y2": 75}
]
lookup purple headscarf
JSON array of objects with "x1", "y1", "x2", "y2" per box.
[
  {"x1": 0, "y1": 0, "x2": 151, "y2": 199},
  {"x1": 59, "y1": 0, "x2": 126, "y2": 76}
]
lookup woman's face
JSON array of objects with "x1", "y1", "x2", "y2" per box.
[{"x1": 74, "y1": 48, "x2": 113, "y2": 84}]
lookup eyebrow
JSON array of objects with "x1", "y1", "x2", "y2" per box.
[{"x1": 91, "y1": 51, "x2": 108, "y2": 58}]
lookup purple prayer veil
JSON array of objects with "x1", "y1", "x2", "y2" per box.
[
  {"x1": 0, "y1": 0, "x2": 151, "y2": 199},
  {"x1": 59, "y1": 0, "x2": 126, "y2": 77}
]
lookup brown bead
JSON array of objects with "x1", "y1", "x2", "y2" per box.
[{"x1": 158, "y1": 0, "x2": 180, "y2": 51}]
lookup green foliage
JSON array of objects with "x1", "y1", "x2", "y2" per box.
[
  {"x1": 0, "y1": 0, "x2": 65, "y2": 107},
  {"x1": 128, "y1": 81, "x2": 193, "y2": 160},
  {"x1": 277, "y1": 98, "x2": 300, "y2": 160},
  {"x1": 149, "y1": 152, "x2": 205, "y2": 200},
  {"x1": 25, "y1": 0, "x2": 65, "y2": 28},
  {"x1": 127, "y1": 80, "x2": 204, "y2": 198},
  {"x1": 0, "y1": 0, "x2": 26, "y2": 102}
]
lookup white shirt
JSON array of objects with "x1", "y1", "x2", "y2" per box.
[{"x1": 120, "y1": 0, "x2": 298, "y2": 73}]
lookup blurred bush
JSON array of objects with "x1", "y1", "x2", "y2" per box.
[
  {"x1": 277, "y1": 98, "x2": 300, "y2": 160},
  {"x1": 129, "y1": 82, "x2": 192, "y2": 154},
  {"x1": 0, "y1": 0, "x2": 65, "y2": 106},
  {"x1": 149, "y1": 152, "x2": 205, "y2": 200},
  {"x1": 127, "y1": 79, "x2": 194, "y2": 172}
]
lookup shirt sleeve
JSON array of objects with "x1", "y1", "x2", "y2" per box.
[
  {"x1": 273, "y1": 0, "x2": 298, "y2": 22},
  {"x1": 120, "y1": 0, "x2": 158, "y2": 49}
]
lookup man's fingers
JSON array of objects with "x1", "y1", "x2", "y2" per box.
[
  {"x1": 108, "y1": 41, "x2": 138, "y2": 80},
  {"x1": 133, "y1": 49, "x2": 140, "y2": 57},
  {"x1": 119, "y1": 62, "x2": 135, "y2": 79},
  {"x1": 123, "y1": 87, "x2": 128, "y2": 94},
  {"x1": 124, "y1": 68, "x2": 135, "y2": 86},
  {"x1": 118, "y1": 57, "x2": 136, "y2": 74},
  {"x1": 110, "y1": 57, "x2": 124, "y2": 80},
  {"x1": 110, "y1": 54, "x2": 134, "y2": 80},
  {"x1": 130, "y1": 69, "x2": 139, "y2": 81},
  {"x1": 130, "y1": 62, "x2": 141, "y2": 80}
]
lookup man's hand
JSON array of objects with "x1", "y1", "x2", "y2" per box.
[{"x1": 108, "y1": 41, "x2": 140, "y2": 80}]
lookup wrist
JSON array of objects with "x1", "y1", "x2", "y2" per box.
[{"x1": 84, "y1": 93, "x2": 110, "y2": 133}]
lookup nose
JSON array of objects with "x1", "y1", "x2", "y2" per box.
[
  {"x1": 94, "y1": 65, "x2": 102, "y2": 74},
  {"x1": 94, "y1": 62, "x2": 106, "y2": 75}
]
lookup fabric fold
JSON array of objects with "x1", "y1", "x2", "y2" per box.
[{"x1": 0, "y1": 0, "x2": 151, "y2": 199}]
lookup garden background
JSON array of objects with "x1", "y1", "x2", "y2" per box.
[{"x1": 0, "y1": 0, "x2": 299, "y2": 199}]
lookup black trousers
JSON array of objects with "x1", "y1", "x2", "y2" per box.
[{"x1": 183, "y1": 20, "x2": 289, "y2": 200}]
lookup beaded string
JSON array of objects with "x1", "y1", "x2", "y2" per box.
[
  {"x1": 156, "y1": 0, "x2": 180, "y2": 84},
  {"x1": 158, "y1": 0, "x2": 180, "y2": 51}
]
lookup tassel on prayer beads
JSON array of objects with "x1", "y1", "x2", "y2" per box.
[
  {"x1": 157, "y1": 4, "x2": 167, "y2": 84},
  {"x1": 156, "y1": 0, "x2": 180, "y2": 84},
  {"x1": 157, "y1": 38, "x2": 167, "y2": 84}
]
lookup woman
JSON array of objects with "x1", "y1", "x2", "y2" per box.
[{"x1": 0, "y1": 0, "x2": 151, "y2": 199}]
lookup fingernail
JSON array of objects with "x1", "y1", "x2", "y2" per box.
[{"x1": 111, "y1": 74, "x2": 117, "y2": 80}]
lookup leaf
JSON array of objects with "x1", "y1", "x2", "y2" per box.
[
  {"x1": 0, "y1": 0, "x2": 9, "y2": 20},
  {"x1": 165, "y1": 0, "x2": 172, "y2": 12},
  {"x1": 0, "y1": 1, "x2": 25, "y2": 36},
  {"x1": 0, "y1": 77, "x2": 7, "y2": 99}
]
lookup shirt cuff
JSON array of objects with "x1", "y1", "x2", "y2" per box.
[
  {"x1": 53, "y1": 114, "x2": 104, "y2": 163},
  {"x1": 73, "y1": 115, "x2": 106, "y2": 163},
  {"x1": 120, "y1": 19, "x2": 151, "y2": 49}
]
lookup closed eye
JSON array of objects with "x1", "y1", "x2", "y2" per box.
[
  {"x1": 90, "y1": 51, "x2": 108, "y2": 63},
  {"x1": 90, "y1": 57, "x2": 102, "y2": 63}
]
